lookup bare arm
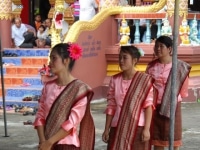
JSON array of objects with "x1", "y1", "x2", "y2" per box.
[
  {"x1": 142, "y1": 106, "x2": 152, "y2": 142},
  {"x1": 102, "y1": 114, "x2": 114, "y2": 143},
  {"x1": 102, "y1": 76, "x2": 116, "y2": 143},
  {"x1": 11, "y1": 39, "x2": 15, "y2": 48},
  {"x1": 36, "y1": 126, "x2": 46, "y2": 143},
  {"x1": 27, "y1": 29, "x2": 36, "y2": 37},
  {"x1": 48, "y1": 128, "x2": 72, "y2": 144}
]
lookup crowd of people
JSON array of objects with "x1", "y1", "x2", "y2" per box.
[
  {"x1": 11, "y1": 14, "x2": 52, "y2": 48},
  {"x1": 33, "y1": 35, "x2": 191, "y2": 150}
]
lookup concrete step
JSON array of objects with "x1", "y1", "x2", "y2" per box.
[
  {"x1": 0, "y1": 99, "x2": 38, "y2": 107},
  {"x1": 1, "y1": 75, "x2": 42, "y2": 86},
  {"x1": 0, "y1": 85, "x2": 43, "y2": 98},
  {"x1": 2, "y1": 57, "x2": 48, "y2": 66},
  {"x1": 0, "y1": 48, "x2": 47, "y2": 106},
  {"x1": 3, "y1": 48, "x2": 49, "y2": 57},
  {"x1": 3, "y1": 66, "x2": 41, "y2": 76}
]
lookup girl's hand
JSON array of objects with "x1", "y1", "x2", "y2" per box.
[
  {"x1": 38, "y1": 140, "x2": 53, "y2": 150},
  {"x1": 141, "y1": 128, "x2": 150, "y2": 142},
  {"x1": 102, "y1": 130, "x2": 109, "y2": 143}
]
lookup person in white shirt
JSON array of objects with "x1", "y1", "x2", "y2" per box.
[
  {"x1": 37, "y1": 25, "x2": 47, "y2": 39},
  {"x1": 35, "y1": 25, "x2": 49, "y2": 48},
  {"x1": 79, "y1": 0, "x2": 98, "y2": 21},
  {"x1": 11, "y1": 17, "x2": 36, "y2": 48},
  {"x1": 44, "y1": 18, "x2": 52, "y2": 46}
]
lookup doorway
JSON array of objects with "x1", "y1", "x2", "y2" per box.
[{"x1": 29, "y1": 0, "x2": 51, "y2": 25}]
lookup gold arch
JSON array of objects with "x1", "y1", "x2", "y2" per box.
[{"x1": 64, "y1": 0, "x2": 167, "y2": 43}]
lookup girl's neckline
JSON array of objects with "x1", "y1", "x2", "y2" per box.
[
  {"x1": 157, "y1": 59, "x2": 172, "y2": 65},
  {"x1": 122, "y1": 71, "x2": 137, "y2": 80},
  {"x1": 55, "y1": 78, "x2": 77, "y2": 87}
]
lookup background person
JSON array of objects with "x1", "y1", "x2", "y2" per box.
[
  {"x1": 35, "y1": 25, "x2": 48, "y2": 48},
  {"x1": 79, "y1": 0, "x2": 98, "y2": 21},
  {"x1": 11, "y1": 17, "x2": 36, "y2": 48},
  {"x1": 32, "y1": 14, "x2": 42, "y2": 31},
  {"x1": 146, "y1": 36, "x2": 191, "y2": 150},
  {"x1": 44, "y1": 18, "x2": 52, "y2": 46}
]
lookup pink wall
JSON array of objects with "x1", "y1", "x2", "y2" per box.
[
  {"x1": 0, "y1": 20, "x2": 11, "y2": 50},
  {"x1": 71, "y1": 16, "x2": 118, "y2": 99}
]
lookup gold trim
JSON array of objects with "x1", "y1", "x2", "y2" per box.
[
  {"x1": 49, "y1": 0, "x2": 55, "y2": 5},
  {"x1": 12, "y1": 0, "x2": 21, "y2": 5},
  {"x1": 107, "y1": 63, "x2": 200, "y2": 77},
  {"x1": 64, "y1": 0, "x2": 167, "y2": 43},
  {"x1": 167, "y1": 0, "x2": 188, "y2": 18},
  {"x1": 168, "y1": 10, "x2": 188, "y2": 18},
  {"x1": 0, "y1": 13, "x2": 12, "y2": 20},
  {"x1": 65, "y1": 0, "x2": 74, "y2": 4}
]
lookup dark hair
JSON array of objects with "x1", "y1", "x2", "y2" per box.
[
  {"x1": 120, "y1": 45, "x2": 141, "y2": 62},
  {"x1": 155, "y1": 36, "x2": 172, "y2": 48},
  {"x1": 35, "y1": 14, "x2": 41, "y2": 17},
  {"x1": 45, "y1": 18, "x2": 52, "y2": 23},
  {"x1": 39, "y1": 25, "x2": 46, "y2": 31},
  {"x1": 51, "y1": 43, "x2": 75, "y2": 71}
]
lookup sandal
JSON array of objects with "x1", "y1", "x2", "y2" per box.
[
  {"x1": 18, "y1": 107, "x2": 33, "y2": 113},
  {"x1": 23, "y1": 111, "x2": 34, "y2": 116},
  {"x1": 20, "y1": 83, "x2": 31, "y2": 87},
  {"x1": 22, "y1": 97, "x2": 32, "y2": 101},
  {"x1": 23, "y1": 120, "x2": 33, "y2": 125}
]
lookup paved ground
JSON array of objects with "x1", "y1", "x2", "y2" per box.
[{"x1": 0, "y1": 102, "x2": 200, "y2": 150}]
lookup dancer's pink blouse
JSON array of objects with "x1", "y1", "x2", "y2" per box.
[
  {"x1": 146, "y1": 61, "x2": 189, "y2": 104},
  {"x1": 33, "y1": 81, "x2": 87, "y2": 147},
  {"x1": 105, "y1": 74, "x2": 154, "y2": 127}
]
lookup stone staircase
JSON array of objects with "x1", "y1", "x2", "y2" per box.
[{"x1": 0, "y1": 48, "x2": 49, "y2": 107}]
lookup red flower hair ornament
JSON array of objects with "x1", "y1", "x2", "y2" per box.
[{"x1": 68, "y1": 43, "x2": 82, "y2": 60}]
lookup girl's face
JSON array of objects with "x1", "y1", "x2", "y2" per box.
[
  {"x1": 119, "y1": 51, "x2": 136, "y2": 71},
  {"x1": 49, "y1": 51, "x2": 68, "y2": 75},
  {"x1": 35, "y1": 15, "x2": 41, "y2": 22},
  {"x1": 154, "y1": 41, "x2": 172, "y2": 59},
  {"x1": 39, "y1": 27, "x2": 44, "y2": 33}
]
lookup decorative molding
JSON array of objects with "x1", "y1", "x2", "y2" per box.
[
  {"x1": 64, "y1": 7, "x2": 74, "y2": 25},
  {"x1": 0, "y1": 0, "x2": 12, "y2": 20},
  {"x1": 167, "y1": 0, "x2": 188, "y2": 17},
  {"x1": 12, "y1": 0, "x2": 21, "y2": 5},
  {"x1": 11, "y1": 0, "x2": 22, "y2": 18},
  {"x1": 101, "y1": 0, "x2": 119, "y2": 8},
  {"x1": 49, "y1": 0, "x2": 55, "y2": 6},
  {"x1": 179, "y1": 0, "x2": 188, "y2": 17},
  {"x1": 0, "y1": 13, "x2": 12, "y2": 20},
  {"x1": 65, "y1": 0, "x2": 74, "y2": 4}
]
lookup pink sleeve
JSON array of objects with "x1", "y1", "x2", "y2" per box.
[
  {"x1": 61, "y1": 97, "x2": 87, "y2": 133},
  {"x1": 33, "y1": 88, "x2": 46, "y2": 127},
  {"x1": 180, "y1": 77, "x2": 189, "y2": 98},
  {"x1": 142, "y1": 87, "x2": 155, "y2": 109},
  {"x1": 105, "y1": 77, "x2": 116, "y2": 116}
]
